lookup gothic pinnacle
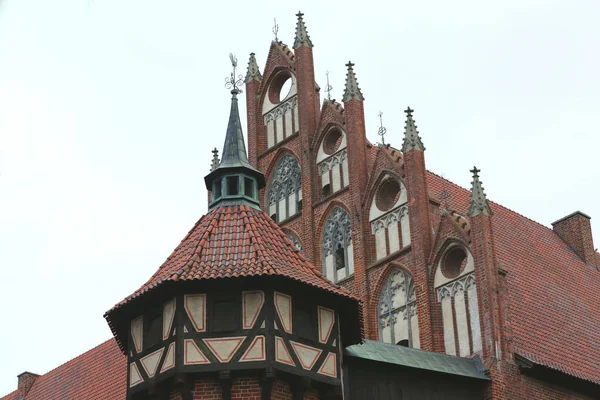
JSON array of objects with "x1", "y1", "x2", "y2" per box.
[
  {"x1": 342, "y1": 61, "x2": 365, "y2": 102},
  {"x1": 468, "y1": 166, "x2": 493, "y2": 217},
  {"x1": 245, "y1": 52, "x2": 262, "y2": 83},
  {"x1": 210, "y1": 148, "x2": 219, "y2": 172},
  {"x1": 401, "y1": 107, "x2": 425, "y2": 152},
  {"x1": 293, "y1": 11, "x2": 313, "y2": 49}
]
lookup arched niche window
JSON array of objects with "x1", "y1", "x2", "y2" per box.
[
  {"x1": 378, "y1": 269, "x2": 420, "y2": 348},
  {"x1": 434, "y1": 244, "x2": 482, "y2": 357},
  {"x1": 322, "y1": 207, "x2": 353, "y2": 282},
  {"x1": 316, "y1": 127, "x2": 349, "y2": 197},
  {"x1": 267, "y1": 155, "x2": 302, "y2": 223}
]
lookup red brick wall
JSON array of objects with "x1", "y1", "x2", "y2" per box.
[{"x1": 552, "y1": 212, "x2": 596, "y2": 266}]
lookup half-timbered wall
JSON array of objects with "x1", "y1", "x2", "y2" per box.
[{"x1": 127, "y1": 288, "x2": 341, "y2": 396}]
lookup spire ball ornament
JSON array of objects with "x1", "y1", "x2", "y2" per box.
[
  {"x1": 377, "y1": 111, "x2": 387, "y2": 145},
  {"x1": 225, "y1": 53, "x2": 244, "y2": 93}
]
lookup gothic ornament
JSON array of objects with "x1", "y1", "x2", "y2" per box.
[
  {"x1": 342, "y1": 62, "x2": 364, "y2": 102},
  {"x1": 468, "y1": 166, "x2": 493, "y2": 217},
  {"x1": 401, "y1": 107, "x2": 425, "y2": 152},
  {"x1": 293, "y1": 12, "x2": 313, "y2": 49},
  {"x1": 378, "y1": 269, "x2": 418, "y2": 346},
  {"x1": 267, "y1": 155, "x2": 301, "y2": 206},
  {"x1": 245, "y1": 52, "x2": 262, "y2": 83}
]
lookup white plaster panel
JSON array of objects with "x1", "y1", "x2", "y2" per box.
[
  {"x1": 337, "y1": 264, "x2": 347, "y2": 281},
  {"x1": 287, "y1": 193, "x2": 296, "y2": 216},
  {"x1": 468, "y1": 284, "x2": 482, "y2": 353},
  {"x1": 291, "y1": 341, "x2": 322, "y2": 370},
  {"x1": 240, "y1": 336, "x2": 266, "y2": 362},
  {"x1": 130, "y1": 363, "x2": 143, "y2": 387},
  {"x1": 267, "y1": 120, "x2": 275, "y2": 149},
  {"x1": 388, "y1": 222, "x2": 400, "y2": 254},
  {"x1": 141, "y1": 348, "x2": 164, "y2": 378},
  {"x1": 163, "y1": 298, "x2": 175, "y2": 340},
  {"x1": 160, "y1": 342, "x2": 175, "y2": 373},
  {"x1": 275, "y1": 116, "x2": 284, "y2": 144},
  {"x1": 442, "y1": 296, "x2": 456, "y2": 356},
  {"x1": 411, "y1": 313, "x2": 421, "y2": 349},
  {"x1": 203, "y1": 337, "x2": 244, "y2": 363},
  {"x1": 318, "y1": 307, "x2": 335, "y2": 343},
  {"x1": 284, "y1": 109, "x2": 293, "y2": 139},
  {"x1": 400, "y1": 210, "x2": 411, "y2": 247},
  {"x1": 324, "y1": 254, "x2": 334, "y2": 281},
  {"x1": 434, "y1": 248, "x2": 475, "y2": 288},
  {"x1": 131, "y1": 316, "x2": 143, "y2": 354},
  {"x1": 347, "y1": 241, "x2": 354, "y2": 275},
  {"x1": 243, "y1": 291, "x2": 265, "y2": 329},
  {"x1": 275, "y1": 336, "x2": 294, "y2": 366},
  {"x1": 185, "y1": 294, "x2": 206, "y2": 332},
  {"x1": 278, "y1": 198, "x2": 286, "y2": 221},
  {"x1": 274, "y1": 292, "x2": 292, "y2": 333},
  {"x1": 318, "y1": 353, "x2": 337, "y2": 378},
  {"x1": 184, "y1": 339, "x2": 209, "y2": 364},
  {"x1": 375, "y1": 228, "x2": 387, "y2": 260},
  {"x1": 293, "y1": 103, "x2": 299, "y2": 134},
  {"x1": 342, "y1": 159, "x2": 349, "y2": 188},
  {"x1": 269, "y1": 203, "x2": 276, "y2": 219},
  {"x1": 321, "y1": 168, "x2": 330, "y2": 187},
  {"x1": 454, "y1": 288, "x2": 470, "y2": 357},
  {"x1": 393, "y1": 313, "x2": 409, "y2": 344},
  {"x1": 381, "y1": 324, "x2": 391, "y2": 343},
  {"x1": 331, "y1": 164, "x2": 341, "y2": 192}
]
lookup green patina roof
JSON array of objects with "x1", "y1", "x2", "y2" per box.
[{"x1": 344, "y1": 340, "x2": 490, "y2": 381}]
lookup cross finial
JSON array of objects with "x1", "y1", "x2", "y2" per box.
[
  {"x1": 377, "y1": 111, "x2": 387, "y2": 145},
  {"x1": 325, "y1": 70, "x2": 333, "y2": 101},
  {"x1": 272, "y1": 18, "x2": 279, "y2": 42},
  {"x1": 210, "y1": 148, "x2": 220, "y2": 171},
  {"x1": 296, "y1": 11, "x2": 304, "y2": 18},
  {"x1": 401, "y1": 106, "x2": 425, "y2": 152},
  {"x1": 346, "y1": 61, "x2": 355, "y2": 69},
  {"x1": 342, "y1": 61, "x2": 364, "y2": 102},
  {"x1": 405, "y1": 107, "x2": 414, "y2": 116},
  {"x1": 225, "y1": 53, "x2": 244, "y2": 94},
  {"x1": 468, "y1": 166, "x2": 492, "y2": 216},
  {"x1": 470, "y1": 166, "x2": 481, "y2": 178}
]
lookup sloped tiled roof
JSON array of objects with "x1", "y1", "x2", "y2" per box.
[
  {"x1": 345, "y1": 340, "x2": 489, "y2": 381},
  {"x1": 0, "y1": 339, "x2": 126, "y2": 400},
  {"x1": 427, "y1": 171, "x2": 600, "y2": 385},
  {"x1": 106, "y1": 204, "x2": 361, "y2": 351}
]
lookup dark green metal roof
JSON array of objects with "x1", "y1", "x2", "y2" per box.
[{"x1": 344, "y1": 340, "x2": 490, "y2": 381}]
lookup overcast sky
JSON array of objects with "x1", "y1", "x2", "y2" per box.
[{"x1": 1, "y1": 0, "x2": 599, "y2": 394}]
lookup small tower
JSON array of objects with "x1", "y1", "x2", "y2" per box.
[{"x1": 104, "y1": 58, "x2": 362, "y2": 400}]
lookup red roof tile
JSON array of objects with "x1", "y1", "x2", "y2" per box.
[
  {"x1": 427, "y1": 171, "x2": 600, "y2": 385},
  {"x1": 106, "y1": 204, "x2": 361, "y2": 351},
  {"x1": 0, "y1": 339, "x2": 126, "y2": 400}
]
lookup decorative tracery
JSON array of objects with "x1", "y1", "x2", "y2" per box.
[
  {"x1": 378, "y1": 269, "x2": 419, "y2": 348},
  {"x1": 321, "y1": 207, "x2": 353, "y2": 282},
  {"x1": 267, "y1": 155, "x2": 302, "y2": 222}
]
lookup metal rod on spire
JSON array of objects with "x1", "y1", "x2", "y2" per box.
[
  {"x1": 225, "y1": 53, "x2": 244, "y2": 93},
  {"x1": 325, "y1": 71, "x2": 333, "y2": 100},
  {"x1": 377, "y1": 111, "x2": 387, "y2": 145},
  {"x1": 272, "y1": 18, "x2": 279, "y2": 42}
]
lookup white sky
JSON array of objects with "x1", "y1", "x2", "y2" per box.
[{"x1": 1, "y1": 0, "x2": 599, "y2": 394}]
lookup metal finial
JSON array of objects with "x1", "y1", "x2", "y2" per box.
[
  {"x1": 440, "y1": 173, "x2": 451, "y2": 208},
  {"x1": 404, "y1": 107, "x2": 414, "y2": 116},
  {"x1": 346, "y1": 61, "x2": 355, "y2": 69},
  {"x1": 225, "y1": 53, "x2": 244, "y2": 93},
  {"x1": 377, "y1": 111, "x2": 387, "y2": 145},
  {"x1": 325, "y1": 71, "x2": 333, "y2": 101},
  {"x1": 272, "y1": 18, "x2": 279, "y2": 42}
]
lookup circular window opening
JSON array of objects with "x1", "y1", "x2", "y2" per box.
[
  {"x1": 323, "y1": 129, "x2": 343, "y2": 155},
  {"x1": 441, "y1": 247, "x2": 468, "y2": 279},
  {"x1": 268, "y1": 72, "x2": 293, "y2": 104},
  {"x1": 375, "y1": 179, "x2": 401, "y2": 212}
]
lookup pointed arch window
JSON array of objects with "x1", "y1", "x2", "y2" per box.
[
  {"x1": 378, "y1": 269, "x2": 420, "y2": 348},
  {"x1": 322, "y1": 207, "x2": 353, "y2": 282},
  {"x1": 267, "y1": 155, "x2": 302, "y2": 223}
]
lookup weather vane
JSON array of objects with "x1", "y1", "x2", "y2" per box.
[
  {"x1": 272, "y1": 18, "x2": 279, "y2": 42},
  {"x1": 225, "y1": 53, "x2": 244, "y2": 93},
  {"x1": 377, "y1": 111, "x2": 387, "y2": 145},
  {"x1": 440, "y1": 173, "x2": 451, "y2": 208},
  {"x1": 325, "y1": 71, "x2": 333, "y2": 100}
]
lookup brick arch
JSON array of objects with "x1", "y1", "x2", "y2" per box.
[
  {"x1": 363, "y1": 170, "x2": 405, "y2": 217},
  {"x1": 311, "y1": 122, "x2": 345, "y2": 163},
  {"x1": 314, "y1": 200, "x2": 352, "y2": 267},
  {"x1": 370, "y1": 262, "x2": 416, "y2": 341},
  {"x1": 428, "y1": 237, "x2": 472, "y2": 288}
]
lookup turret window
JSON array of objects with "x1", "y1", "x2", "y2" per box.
[
  {"x1": 378, "y1": 269, "x2": 420, "y2": 348},
  {"x1": 213, "y1": 179, "x2": 222, "y2": 199},
  {"x1": 244, "y1": 177, "x2": 255, "y2": 198},
  {"x1": 226, "y1": 176, "x2": 239, "y2": 196},
  {"x1": 322, "y1": 207, "x2": 353, "y2": 282},
  {"x1": 267, "y1": 155, "x2": 302, "y2": 223}
]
